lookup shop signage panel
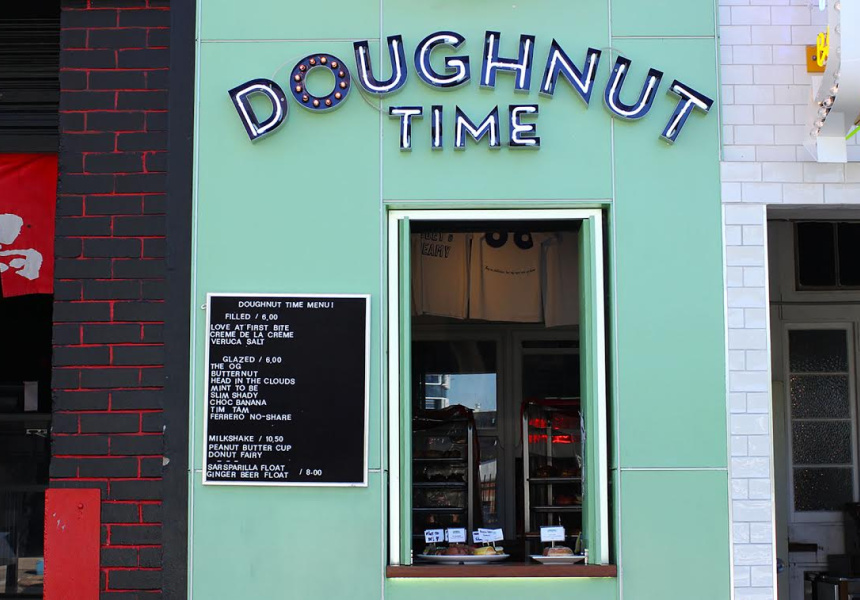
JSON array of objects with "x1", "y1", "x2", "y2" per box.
[
  {"x1": 202, "y1": 293, "x2": 370, "y2": 487},
  {"x1": 227, "y1": 30, "x2": 715, "y2": 147}
]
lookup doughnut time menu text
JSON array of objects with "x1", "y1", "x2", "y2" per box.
[{"x1": 203, "y1": 294, "x2": 369, "y2": 486}]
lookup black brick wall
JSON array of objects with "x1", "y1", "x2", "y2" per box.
[{"x1": 53, "y1": 1, "x2": 169, "y2": 597}]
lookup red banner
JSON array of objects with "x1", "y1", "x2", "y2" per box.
[{"x1": 0, "y1": 154, "x2": 57, "y2": 296}]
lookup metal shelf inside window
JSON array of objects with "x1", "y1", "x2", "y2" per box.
[
  {"x1": 412, "y1": 413, "x2": 476, "y2": 541},
  {"x1": 522, "y1": 399, "x2": 584, "y2": 555}
]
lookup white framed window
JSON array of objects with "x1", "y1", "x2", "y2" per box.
[
  {"x1": 386, "y1": 208, "x2": 609, "y2": 566},
  {"x1": 784, "y1": 323, "x2": 859, "y2": 523}
]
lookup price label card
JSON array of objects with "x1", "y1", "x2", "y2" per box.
[
  {"x1": 478, "y1": 528, "x2": 504, "y2": 542},
  {"x1": 446, "y1": 528, "x2": 467, "y2": 543},
  {"x1": 472, "y1": 530, "x2": 485, "y2": 543},
  {"x1": 424, "y1": 529, "x2": 444, "y2": 543},
  {"x1": 541, "y1": 526, "x2": 566, "y2": 542}
]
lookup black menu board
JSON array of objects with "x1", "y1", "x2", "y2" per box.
[{"x1": 203, "y1": 294, "x2": 369, "y2": 486}]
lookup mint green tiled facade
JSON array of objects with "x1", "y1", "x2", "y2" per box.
[{"x1": 189, "y1": 1, "x2": 729, "y2": 598}]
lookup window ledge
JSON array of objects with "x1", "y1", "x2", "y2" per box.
[{"x1": 386, "y1": 563, "x2": 617, "y2": 578}]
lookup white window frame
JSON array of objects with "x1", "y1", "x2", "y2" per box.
[{"x1": 386, "y1": 208, "x2": 608, "y2": 565}]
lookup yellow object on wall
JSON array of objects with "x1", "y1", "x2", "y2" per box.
[{"x1": 816, "y1": 27, "x2": 830, "y2": 67}]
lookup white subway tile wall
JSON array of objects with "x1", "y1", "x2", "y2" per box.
[{"x1": 720, "y1": 2, "x2": 860, "y2": 600}]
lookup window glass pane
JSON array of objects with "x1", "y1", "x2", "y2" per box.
[
  {"x1": 478, "y1": 436, "x2": 501, "y2": 528},
  {"x1": 415, "y1": 341, "x2": 497, "y2": 429},
  {"x1": 412, "y1": 418, "x2": 474, "y2": 538},
  {"x1": 794, "y1": 467, "x2": 854, "y2": 511},
  {"x1": 524, "y1": 401, "x2": 583, "y2": 545},
  {"x1": 522, "y1": 340, "x2": 578, "y2": 349},
  {"x1": 837, "y1": 222, "x2": 860, "y2": 286},
  {"x1": 792, "y1": 421, "x2": 853, "y2": 464},
  {"x1": 413, "y1": 486, "x2": 467, "y2": 509},
  {"x1": 0, "y1": 491, "x2": 45, "y2": 595},
  {"x1": 405, "y1": 218, "x2": 595, "y2": 563},
  {"x1": 412, "y1": 507, "x2": 467, "y2": 532},
  {"x1": 796, "y1": 222, "x2": 836, "y2": 287},
  {"x1": 0, "y1": 428, "x2": 49, "y2": 486},
  {"x1": 790, "y1": 375, "x2": 851, "y2": 419},
  {"x1": 788, "y1": 330, "x2": 848, "y2": 372},
  {"x1": 522, "y1": 353, "x2": 579, "y2": 399}
]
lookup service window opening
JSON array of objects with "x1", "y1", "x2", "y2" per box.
[{"x1": 388, "y1": 210, "x2": 609, "y2": 569}]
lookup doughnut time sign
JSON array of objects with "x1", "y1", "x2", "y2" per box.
[{"x1": 228, "y1": 31, "x2": 714, "y2": 149}]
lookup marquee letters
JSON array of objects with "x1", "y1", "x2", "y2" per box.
[
  {"x1": 603, "y1": 56, "x2": 663, "y2": 120},
  {"x1": 228, "y1": 78, "x2": 288, "y2": 142},
  {"x1": 661, "y1": 80, "x2": 714, "y2": 144},
  {"x1": 389, "y1": 106, "x2": 423, "y2": 151},
  {"x1": 229, "y1": 31, "x2": 713, "y2": 147},
  {"x1": 480, "y1": 31, "x2": 535, "y2": 93},
  {"x1": 415, "y1": 31, "x2": 471, "y2": 89},
  {"x1": 540, "y1": 40, "x2": 601, "y2": 106},
  {"x1": 454, "y1": 106, "x2": 501, "y2": 150},
  {"x1": 354, "y1": 35, "x2": 408, "y2": 96}
]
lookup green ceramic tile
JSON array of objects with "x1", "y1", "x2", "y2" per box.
[
  {"x1": 619, "y1": 470, "x2": 731, "y2": 600},
  {"x1": 190, "y1": 471, "x2": 385, "y2": 599},
  {"x1": 192, "y1": 41, "x2": 382, "y2": 471},
  {"x1": 190, "y1": 5, "x2": 729, "y2": 600},
  {"x1": 199, "y1": 0, "x2": 379, "y2": 41},
  {"x1": 611, "y1": 38, "x2": 726, "y2": 469},
  {"x1": 611, "y1": 468, "x2": 621, "y2": 563},
  {"x1": 380, "y1": 0, "x2": 612, "y2": 200},
  {"x1": 606, "y1": 207, "x2": 619, "y2": 474},
  {"x1": 386, "y1": 577, "x2": 617, "y2": 600},
  {"x1": 611, "y1": 0, "x2": 716, "y2": 38}
]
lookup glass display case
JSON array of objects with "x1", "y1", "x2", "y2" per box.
[
  {"x1": 522, "y1": 398, "x2": 583, "y2": 555},
  {"x1": 412, "y1": 409, "x2": 477, "y2": 541}
]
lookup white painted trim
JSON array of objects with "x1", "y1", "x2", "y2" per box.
[
  {"x1": 761, "y1": 209, "x2": 780, "y2": 600},
  {"x1": 386, "y1": 207, "x2": 609, "y2": 566},
  {"x1": 590, "y1": 211, "x2": 610, "y2": 564},
  {"x1": 390, "y1": 208, "x2": 605, "y2": 221},
  {"x1": 387, "y1": 215, "x2": 402, "y2": 564},
  {"x1": 721, "y1": 205, "x2": 737, "y2": 600}
]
